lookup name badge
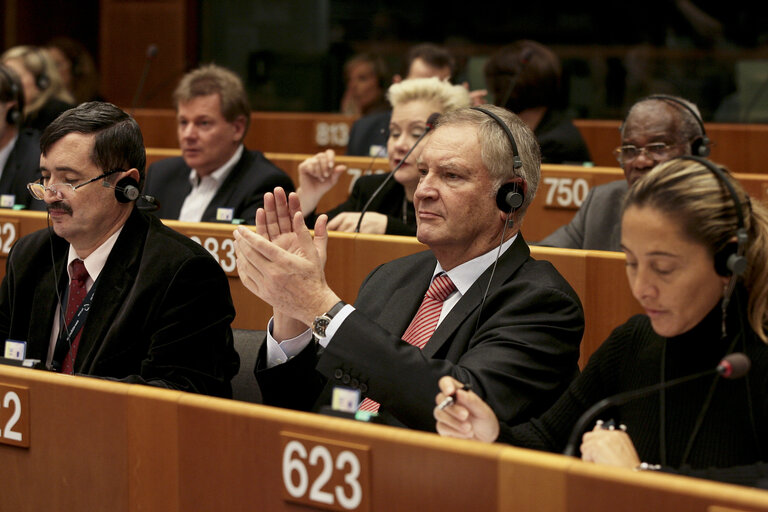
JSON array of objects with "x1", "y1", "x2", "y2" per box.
[
  {"x1": 216, "y1": 207, "x2": 234, "y2": 222},
  {"x1": 368, "y1": 145, "x2": 386, "y2": 158},
  {"x1": 331, "y1": 387, "x2": 360, "y2": 413},
  {"x1": 0, "y1": 195, "x2": 15, "y2": 208},
  {"x1": 4, "y1": 340, "x2": 26, "y2": 361}
]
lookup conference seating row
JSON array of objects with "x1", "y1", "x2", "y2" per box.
[
  {"x1": 133, "y1": 108, "x2": 768, "y2": 174},
  {"x1": 1, "y1": 362, "x2": 767, "y2": 511},
  {"x1": 146, "y1": 148, "x2": 768, "y2": 244},
  {"x1": 0, "y1": 210, "x2": 638, "y2": 367}
]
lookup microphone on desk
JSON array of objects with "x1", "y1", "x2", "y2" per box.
[
  {"x1": 131, "y1": 43, "x2": 159, "y2": 112},
  {"x1": 562, "y1": 352, "x2": 751, "y2": 458},
  {"x1": 354, "y1": 112, "x2": 440, "y2": 233}
]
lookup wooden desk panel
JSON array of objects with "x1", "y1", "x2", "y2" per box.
[
  {"x1": 574, "y1": 119, "x2": 768, "y2": 176},
  {"x1": 134, "y1": 109, "x2": 357, "y2": 154},
  {"x1": 3, "y1": 365, "x2": 768, "y2": 511}
]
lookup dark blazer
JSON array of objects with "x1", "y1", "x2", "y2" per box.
[
  {"x1": 0, "y1": 128, "x2": 45, "y2": 211},
  {"x1": 256, "y1": 235, "x2": 584, "y2": 431},
  {"x1": 0, "y1": 208, "x2": 240, "y2": 397},
  {"x1": 535, "y1": 108, "x2": 592, "y2": 165},
  {"x1": 144, "y1": 147, "x2": 295, "y2": 224},
  {"x1": 309, "y1": 173, "x2": 416, "y2": 236},
  {"x1": 346, "y1": 111, "x2": 390, "y2": 157},
  {"x1": 537, "y1": 179, "x2": 626, "y2": 251}
]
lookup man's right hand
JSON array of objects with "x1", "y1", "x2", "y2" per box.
[{"x1": 297, "y1": 149, "x2": 348, "y2": 214}]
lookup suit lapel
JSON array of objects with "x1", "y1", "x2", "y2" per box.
[
  {"x1": 163, "y1": 164, "x2": 192, "y2": 219},
  {"x1": 26, "y1": 240, "x2": 68, "y2": 362},
  {"x1": 421, "y1": 236, "x2": 530, "y2": 358},
  {"x1": 74, "y1": 209, "x2": 147, "y2": 370}
]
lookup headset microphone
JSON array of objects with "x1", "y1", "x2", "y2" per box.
[
  {"x1": 354, "y1": 112, "x2": 440, "y2": 233},
  {"x1": 101, "y1": 178, "x2": 159, "y2": 211}
]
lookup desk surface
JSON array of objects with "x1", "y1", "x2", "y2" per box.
[{"x1": 0, "y1": 364, "x2": 767, "y2": 511}]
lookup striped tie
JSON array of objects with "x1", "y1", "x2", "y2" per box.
[{"x1": 358, "y1": 273, "x2": 456, "y2": 412}]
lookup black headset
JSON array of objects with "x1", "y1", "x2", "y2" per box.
[
  {"x1": 471, "y1": 106, "x2": 526, "y2": 214},
  {"x1": 29, "y1": 47, "x2": 51, "y2": 91},
  {"x1": 676, "y1": 156, "x2": 748, "y2": 277},
  {"x1": 645, "y1": 95, "x2": 710, "y2": 157},
  {"x1": 0, "y1": 64, "x2": 23, "y2": 125},
  {"x1": 113, "y1": 176, "x2": 140, "y2": 203}
]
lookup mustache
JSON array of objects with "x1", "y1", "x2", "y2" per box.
[{"x1": 47, "y1": 201, "x2": 73, "y2": 215}]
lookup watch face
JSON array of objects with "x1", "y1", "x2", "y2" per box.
[{"x1": 313, "y1": 315, "x2": 331, "y2": 337}]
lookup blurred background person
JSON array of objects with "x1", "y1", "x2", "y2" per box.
[
  {"x1": 435, "y1": 157, "x2": 768, "y2": 486},
  {"x1": 1, "y1": 45, "x2": 74, "y2": 133},
  {"x1": 347, "y1": 43, "x2": 455, "y2": 157},
  {"x1": 340, "y1": 53, "x2": 389, "y2": 117},
  {"x1": 46, "y1": 36, "x2": 103, "y2": 104},
  {"x1": 0, "y1": 64, "x2": 44, "y2": 210},
  {"x1": 485, "y1": 40, "x2": 591, "y2": 164},
  {"x1": 298, "y1": 77, "x2": 470, "y2": 235}
]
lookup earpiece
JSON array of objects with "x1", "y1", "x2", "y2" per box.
[
  {"x1": 676, "y1": 156, "x2": 748, "y2": 277},
  {"x1": 113, "y1": 176, "x2": 140, "y2": 203},
  {"x1": 472, "y1": 106, "x2": 526, "y2": 213},
  {"x1": 496, "y1": 178, "x2": 526, "y2": 213},
  {"x1": 31, "y1": 47, "x2": 51, "y2": 91},
  {"x1": 646, "y1": 95, "x2": 710, "y2": 157},
  {"x1": 0, "y1": 65, "x2": 23, "y2": 125}
]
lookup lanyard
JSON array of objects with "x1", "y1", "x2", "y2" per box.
[{"x1": 51, "y1": 281, "x2": 97, "y2": 372}]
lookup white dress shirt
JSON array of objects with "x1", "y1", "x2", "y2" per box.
[
  {"x1": 178, "y1": 145, "x2": 243, "y2": 222},
  {"x1": 46, "y1": 227, "x2": 123, "y2": 368}
]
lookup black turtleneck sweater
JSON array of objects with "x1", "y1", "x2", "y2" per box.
[{"x1": 499, "y1": 290, "x2": 768, "y2": 484}]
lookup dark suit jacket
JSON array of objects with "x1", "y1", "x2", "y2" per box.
[
  {"x1": 308, "y1": 173, "x2": 416, "y2": 236},
  {"x1": 0, "y1": 208, "x2": 240, "y2": 397},
  {"x1": 144, "y1": 147, "x2": 295, "y2": 224},
  {"x1": 346, "y1": 111, "x2": 390, "y2": 157},
  {"x1": 535, "y1": 109, "x2": 592, "y2": 165},
  {"x1": 256, "y1": 235, "x2": 584, "y2": 431},
  {"x1": 537, "y1": 179, "x2": 626, "y2": 251},
  {"x1": 0, "y1": 128, "x2": 45, "y2": 211}
]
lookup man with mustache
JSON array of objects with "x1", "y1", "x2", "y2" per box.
[{"x1": 0, "y1": 102, "x2": 239, "y2": 397}]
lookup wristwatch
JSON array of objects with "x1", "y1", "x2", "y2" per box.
[{"x1": 311, "y1": 301, "x2": 346, "y2": 338}]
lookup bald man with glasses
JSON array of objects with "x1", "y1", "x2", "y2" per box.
[{"x1": 538, "y1": 95, "x2": 705, "y2": 251}]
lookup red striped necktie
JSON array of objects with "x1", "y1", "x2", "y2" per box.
[
  {"x1": 62, "y1": 259, "x2": 89, "y2": 375},
  {"x1": 358, "y1": 272, "x2": 456, "y2": 413}
]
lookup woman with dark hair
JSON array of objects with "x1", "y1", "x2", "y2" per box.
[
  {"x1": 485, "y1": 40, "x2": 591, "y2": 164},
  {"x1": 435, "y1": 157, "x2": 768, "y2": 487}
]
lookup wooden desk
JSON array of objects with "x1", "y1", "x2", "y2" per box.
[
  {"x1": 1, "y1": 364, "x2": 767, "y2": 511},
  {"x1": 574, "y1": 119, "x2": 768, "y2": 175},
  {"x1": 134, "y1": 109, "x2": 357, "y2": 154}
]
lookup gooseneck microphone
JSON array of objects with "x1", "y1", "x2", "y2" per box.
[
  {"x1": 562, "y1": 352, "x2": 751, "y2": 457},
  {"x1": 131, "y1": 44, "x2": 159, "y2": 112},
  {"x1": 353, "y1": 112, "x2": 440, "y2": 233}
]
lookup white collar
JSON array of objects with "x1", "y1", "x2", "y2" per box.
[
  {"x1": 434, "y1": 234, "x2": 518, "y2": 294},
  {"x1": 67, "y1": 226, "x2": 123, "y2": 282},
  {"x1": 187, "y1": 144, "x2": 243, "y2": 187}
]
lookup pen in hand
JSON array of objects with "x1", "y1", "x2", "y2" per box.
[{"x1": 437, "y1": 383, "x2": 471, "y2": 411}]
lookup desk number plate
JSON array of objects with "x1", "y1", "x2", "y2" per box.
[{"x1": 281, "y1": 431, "x2": 370, "y2": 511}]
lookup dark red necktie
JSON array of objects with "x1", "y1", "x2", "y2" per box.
[
  {"x1": 358, "y1": 273, "x2": 456, "y2": 412},
  {"x1": 61, "y1": 259, "x2": 89, "y2": 375}
]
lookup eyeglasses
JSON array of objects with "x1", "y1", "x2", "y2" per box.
[
  {"x1": 613, "y1": 143, "x2": 682, "y2": 163},
  {"x1": 27, "y1": 169, "x2": 122, "y2": 200}
]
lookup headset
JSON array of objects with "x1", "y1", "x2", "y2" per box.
[
  {"x1": 471, "y1": 106, "x2": 526, "y2": 214},
  {"x1": 675, "y1": 156, "x2": 749, "y2": 279},
  {"x1": 645, "y1": 95, "x2": 711, "y2": 157},
  {"x1": 28, "y1": 47, "x2": 51, "y2": 91},
  {"x1": 0, "y1": 64, "x2": 23, "y2": 125}
]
